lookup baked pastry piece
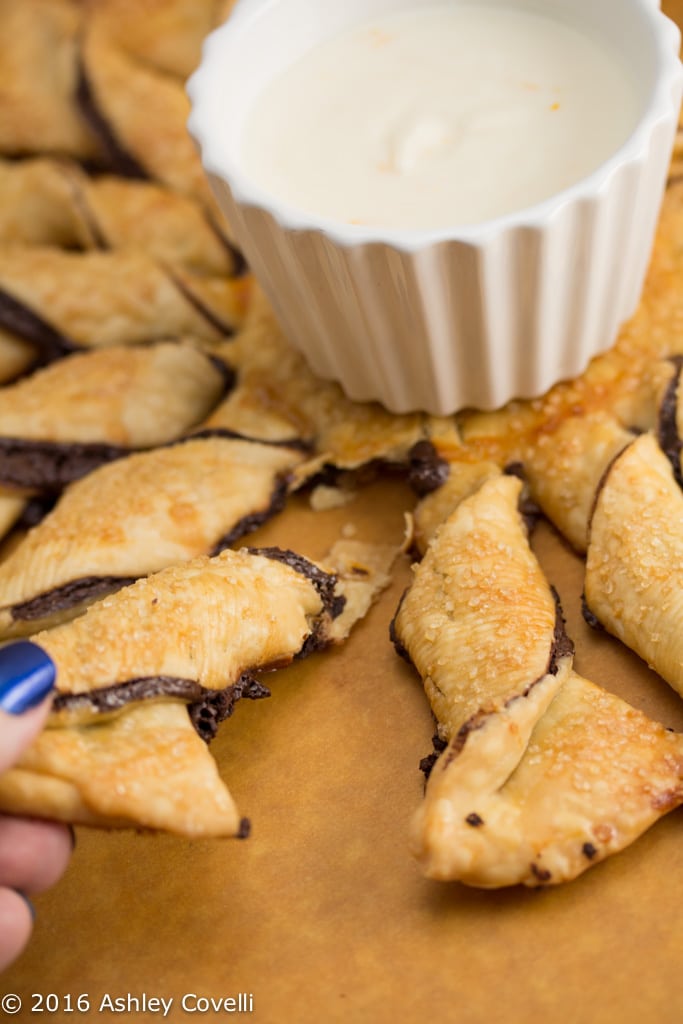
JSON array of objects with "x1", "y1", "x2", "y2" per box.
[
  {"x1": 0, "y1": 0, "x2": 101, "y2": 162},
  {"x1": 521, "y1": 411, "x2": 634, "y2": 553},
  {"x1": 0, "y1": 342, "x2": 227, "y2": 493},
  {"x1": 0, "y1": 158, "x2": 242, "y2": 276},
  {"x1": 84, "y1": 0, "x2": 234, "y2": 80},
  {"x1": 0, "y1": 701, "x2": 244, "y2": 837},
  {"x1": 412, "y1": 667, "x2": 683, "y2": 887},
  {"x1": 0, "y1": 540, "x2": 396, "y2": 835},
  {"x1": 584, "y1": 431, "x2": 683, "y2": 697},
  {"x1": 0, "y1": 247, "x2": 248, "y2": 369},
  {"x1": 78, "y1": 24, "x2": 214, "y2": 207},
  {"x1": 0, "y1": 435, "x2": 306, "y2": 636},
  {"x1": 393, "y1": 472, "x2": 683, "y2": 886}
]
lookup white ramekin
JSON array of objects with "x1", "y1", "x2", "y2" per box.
[{"x1": 188, "y1": 0, "x2": 683, "y2": 416}]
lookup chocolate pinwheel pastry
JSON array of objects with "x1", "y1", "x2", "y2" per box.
[
  {"x1": 77, "y1": 24, "x2": 213, "y2": 206},
  {"x1": 584, "y1": 431, "x2": 683, "y2": 698},
  {"x1": 0, "y1": 247, "x2": 248, "y2": 370},
  {"x1": 0, "y1": 700, "x2": 247, "y2": 837},
  {"x1": 521, "y1": 411, "x2": 635, "y2": 554},
  {"x1": 0, "y1": 538, "x2": 395, "y2": 835},
  {"x1": 0, "y1": 0, "x2": 101, "y2": 163},
  {"x1": 392, "y1": 472, "x2": 683, "y2": 887},
  {"x1": 84, "y1": 0, "x2": 235, "y2": 80},
  {"x1": 0, "y1": 435, "x2": 308, "y2": 636},
  {"x1": 0, "y1": 158, "x2": 244, "y2": 276},
  {"x1": 0, "y1": 342, "x2": 228, "y2": 494}
]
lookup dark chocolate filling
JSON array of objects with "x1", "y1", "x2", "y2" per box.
[
  {"x1": 408, "y1": 440, "x2": 450, "y2": 496},
  {"x1": 504, "y1": 462, "x2": 542, "y2": 533},
  {"x1": 11, "y1": 575, "x2": 136, "y2": 622},
  {"x1": 0, "y1": 287, "x2": 77, "y2": 366},
  {"x1": 0, "y1": 437, "x2": 129, "y2": 491},
  {"x1": 419, "y1": 733, "x2": 448, "y2": 780},
  {"x1": 247, "y1": 546, "x2": 344, "y2": 621},
  {"x1": 166, "y1": 269, "x2": 236, "y2": 338},
  {"x1": 75, "y1": 59, "x2": 148, "y2": 179},
  {"x1": 657, "y1": 355, "x2": 683, "y2": 488},
  {"x1": 52, "y1": 672, "x2": 270, "y2": 742},
  {"x1": 204, "y1": 211, "x2": 249, "y2": 278},
  {"x1": 189, "y1": 426, "x2": 311, "y2": 454}
]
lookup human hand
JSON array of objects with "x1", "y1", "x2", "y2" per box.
[{"x1": 0, "y1": 641, "x2": 73, "y2": 972}]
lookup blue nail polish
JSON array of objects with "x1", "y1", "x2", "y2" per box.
[{"x1": 0, "y1": 641, "x2": 56, "y2": 715}]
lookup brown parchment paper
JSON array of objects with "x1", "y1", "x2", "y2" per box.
[
  {"x1": 4, "y1": 476, "x2": 683, "y2": 1024},
  {"x1": 6, "y1": 4, "x2": 683, "y2": 1021}
]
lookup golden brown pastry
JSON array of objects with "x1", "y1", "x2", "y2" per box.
[
  {"x1": 393, "y1": 473, "x2": 566, "y2": 741},
  {"x1": 0, "y1": 536, "x2": 395, "y2": 835},
  {"x1": 521, "y1": 411, "x2": 634, "y2": 554},
  {"x1": 0, "y1": 342, "x2": 225, "y2": 444},
  {"x1": 0, "y1": 701, "x2": 244, "y2": 837},
  {"x1": 78, "y1": 25, "x2": 214, "y2": 207},
  {"x1": 394, "y1": 472, "x2": 683, "y2": 886},
  {"x1": 0, "y1": 247, "x2": 249, "y2": 365},
  {"x1": 84, "y1": 0, "x2": 230, "y2": 79},
  {"x1": 412, "y1": 669, "x2": 683, "y2": 887},
  {"x1": 0, "y1": 436, "x2": 306, "y2": 637},
  {"x1": 585, "y1": 431, "x2": 683, "y2": 697},
  {"x1": 0, "y1": 0, "x2": 100, "y2": 162},
  {"x1": 0, "y1": 158, "x2": 242, "y2": 276}
]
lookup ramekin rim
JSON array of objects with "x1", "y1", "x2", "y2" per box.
[{"x1": 187, "y1": 0, "x2": 683, "y2": 251}]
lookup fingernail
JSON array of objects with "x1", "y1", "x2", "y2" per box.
[{"x1": 0, "y1": 641, "x2": 56, "y2": 715}]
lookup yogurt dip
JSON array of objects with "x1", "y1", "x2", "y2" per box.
[{"x1": 240, "y1": 4, "x2": 639, "y2": 229}]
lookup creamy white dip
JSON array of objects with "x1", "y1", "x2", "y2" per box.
[{"x1": 240, "y1": 4, "x2": 637, "y2": 230}]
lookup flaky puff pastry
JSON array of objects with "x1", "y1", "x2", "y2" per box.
[
  {"x1": 0, "y1": 342, "x2": 225, "y2": 448},
  {"x1": 585, "y1": 431, "x2": 683, "y2": 697},
  {"x1": 0, "y1": 247, "x2": 249, "y2": 359},
  {"x1": 78, "y1": 24, "x2": 214, "y2": 209},
  {"x1": 395, "y1": 472, "x2": 683, "y2": 886},
  {"x1": 84, "y1": 0, "x2": 233, "y2": 80},
  {"x1": 522, "y1": 411, "x2": 634, "y2": 554},
  {"x1": 0, "y1": 538, "x2": 395, "y2": 834},
  {"x1": 0, "y1": 0, "x2": 100, "y2": 162},
  {"x1": 394, "y1": 473, "x2": 565, "y2": 740},
  {"x1": 39, "y1": 547, "x2": 332, "y2": 718},
  {"x1": 414, "y1": 670, "x2": 683, "y2": 887},
  {"x1": 0, "y1": 436, "x2": 305, "y2": 637},
  {"x1": 0, "y1": 702, "x2": 243, "y2": 837},
  {"x1": 0, "y1": 158, "x2": 241, "y2": 276}
]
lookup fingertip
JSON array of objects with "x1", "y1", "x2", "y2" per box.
[{"x1": 0, "y1": 887, "x2": 33, "y2": 972}]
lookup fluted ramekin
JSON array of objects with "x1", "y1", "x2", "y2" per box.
[{"x1": 188, "y1": 0, "x2": 683, "y2": 415}]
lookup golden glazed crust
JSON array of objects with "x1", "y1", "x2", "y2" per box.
[
  {"x1": 394, "y1": 470, "x2": 683, "y2": 886},
  {"x1": 0, "y1": 342, "x2": 225, "y2": 446},
  {"x1": 79, "y1": 25, "x2": 215, "y2": 208},
  {"x1": 0, "y1": 158, "x2": 240, "y2": 275},
  {"x1": 393, "y1": 473, "x2": 562, "y2": 738},
  {"x1": 585, "y1": 431, "x2": 683, "y2": 697},
  {"x1": 521, "y1": 411, "x2": 634, "y2": 554},
  {"x1": 0, "y1": 247, "x2": 248, "y2": 352},
  {"x1": 0, "y1": 0, "x2": 101, "y2": 161},
  {"x1": 0, "y1": 702, "x2": 242, "y2": 836},
  {"x1": 412, "y1": 671, "x2": 683, "y2": 887},
  {"x1": 0, "y1": 436, "x2": 305, "y2": 636}
]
